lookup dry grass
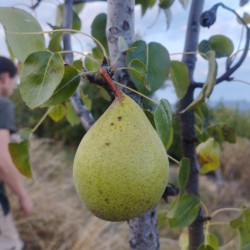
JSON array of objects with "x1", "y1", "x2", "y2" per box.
[
  {"x1": 220, "y1": 137, "x2": 250, "y2": 196},
  {"x1": 8, "y1": 137, "x2": 249, "y2": 249},
  {"x1": 10, "y1": 138, "x2": 130, "y2": 250}
]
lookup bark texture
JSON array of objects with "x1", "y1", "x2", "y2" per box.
[
  {"x1": 106, "y1": 1, "x2": 160, "y2": 249},
  {"x1": 179, "y1": 0, "x2": 205, "y2": 249},
  {"x1": 63, "y1": 0, "x2": 95, "y2": 131}
]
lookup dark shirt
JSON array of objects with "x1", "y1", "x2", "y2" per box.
[{"x1": 0, "y1": 96, "x2": 16, "y2": 215}]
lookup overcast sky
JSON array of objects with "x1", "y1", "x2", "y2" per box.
[{"x1": 0, "y1": 0, "x2": 249, "y2": 104}]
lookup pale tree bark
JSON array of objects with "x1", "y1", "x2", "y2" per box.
[
  {"x1": 63, "y1": 0, "x2": 95, "y2": 131},
  {"x1": 106, "y1": 1, "x2": 160, "y2": 249},
  {"x1": 179, "y1": 0, "x2": 205, "y2": 249}
]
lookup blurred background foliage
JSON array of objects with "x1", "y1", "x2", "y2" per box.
[{"x1": 11, "y1": 85, "x2": 250, "y2": 154}]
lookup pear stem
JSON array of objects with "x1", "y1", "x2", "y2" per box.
[{"x1": 99, "y1": 67, "x2": 123, "y2": 99}]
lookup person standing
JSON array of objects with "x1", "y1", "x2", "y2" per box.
[{"x1": 0, "y1": 56, "x2": 33, "y2": 250}]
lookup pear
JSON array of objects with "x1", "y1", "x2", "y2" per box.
[{"x1": 73, "y1": 68, "x2": 169, "y2": 221}]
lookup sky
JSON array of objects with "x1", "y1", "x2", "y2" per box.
[{"x1": 0, "y1": 0, "x2": 249, "y2": 104}]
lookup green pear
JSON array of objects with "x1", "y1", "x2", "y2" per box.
[{"x1": 73, "y1": 69, "x2": 169, "y2": 221}]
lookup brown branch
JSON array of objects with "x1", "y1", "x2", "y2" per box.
[
  {"x1": 194, "y1": 3, "x2": 250, "y2": 88},
  {"x1": 63, "y1": 0, "x2": 95, "y2": 130}
]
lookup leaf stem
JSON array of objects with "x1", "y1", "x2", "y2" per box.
[
  {"x1": 113, "y1": 81, "x2": 159, "y2": 106},
  {"x1": 200, "y1": 200, "x2": 209, "y2": 217},
  {"x1": 206, "y1": 221, "x2": 229, "y2": 227},
  {"x1": 31, "y1": 107, "x2": 52, "y2": 134},
  {"x1": 167, "y1": 154, "x2": 180, "y2": 165},
  {"x1": 99, "y1": 68, "x2": 123, "y2": 99},
  {"x1": 232, "y1": 79, "x2": 250, "y2": 85},
  {"x1": 57, "y1": 50, "x2": 101, "y2": 65},
  {"x1": 211, "y1": 208, "x2": 241, "y2": 218},
  {"x1": 170, "y1": 51, "x2": 207, "y2": 58}
]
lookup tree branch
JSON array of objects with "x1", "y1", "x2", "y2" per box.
[
  {"x1": 179, "y1": 0, "x2": 205, "y2": 249},
  {"x1": 194, "y1": 3, "x2": 250, "y2": 88},
  {"x1": 63, "y1": 0, "x2": 95, "y2": 131}
]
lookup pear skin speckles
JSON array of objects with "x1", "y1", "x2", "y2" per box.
[{"x1": 73, "y1": 93, "x2": 169, "y2": 221}]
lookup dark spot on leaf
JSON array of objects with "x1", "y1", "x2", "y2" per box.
[
  {"x1": 105, "y1": 142, "x2": 110, "y2": 146},
  {"x1": 117, "y1": 116, "x2": 122, "y2": 121},
  {"x1": 110, "y1": 123, "x2": 114, "y2": 126},
  {"x1": 50, "y1": 69, "x2": 56, "y2": 74},
  {"x1": 99, "y1": 190, "x2": 103, "y2": 195}
]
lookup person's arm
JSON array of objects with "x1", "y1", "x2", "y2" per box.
[{"x1": 0, "y1": 129, "x2": 33, "y2": 217}]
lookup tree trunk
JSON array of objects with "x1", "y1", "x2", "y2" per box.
[
  {"x1": 63, "y1": 0, "x2": 95, "y2": 131},
  {"x1": 179, "y1": 0, "x2": 205, "y2": 249},
  {"x1": 106, "y1": 1, "x2": 160, "y2": 249}
]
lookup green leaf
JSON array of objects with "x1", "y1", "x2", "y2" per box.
[
  {"x1": 163, "y1": 8, "x2": 172, "y2": 29},
  {"x1": 198, "y1": 40, "x2": 212, "y2": 57},
  {"x1": 127, "y1": 41, "x2": 170, "y2": 95},
  {"x1": 65, "y1": 101, "x2": 80, "y2": 126},
  {"x1": 240, "y1": 0, "x2": 249, "y2": 7},
  {"x1": 91, "y1": 13, "x2": 108, "y2": 54},
  {"x1": 72, "y1": 11, "x2": 81, "y2": 31},
  {"x1": 239, "y1": 227, "x2": 250, "y2": 250},
  {"x1": 73, "y1": 59, "x2": 83, "y2": 71},
  {"x1": 178, "y1": 231, "x2": 189, "y2": 250},
  {"x1": 230, "y1": 214, "x2": 245, "y2": 229},
  {"x1": 48, "y1": 31, "x2": 62, "y2": 52},
  {"x1": 168, "y1": 194, "x2": 200, "y2": 229},
  {"x1": 196, "y1": 138, "x2": 221, "y2": 174},
  {"x1": 85, "y1": 53, "x2": 101, "y2": 71},
  {"x1": 144, "y1": 110, "x2": 156, "y2": 129},
  {"x1": 154, "y1": 102, "x2": 172, "y2": 149},
  {"x1": 0, "y1": 7, "x2": 45, "y2": 62},
  {"x1": 197, "y1": 245, "x2": 215, "y2": 250},
  {"x1": 178, "y1": 0, "x2": 189, "y2": 9},
  {"x1": 159, "y1": 0, "x2": 175, "y2": 9},
  {"x1": 80, "y1": 88, "x2": 92, "y2": 111},
  {"x1": 136, "y1": 0, "x2": 151, "y2": 16},
  {"x1": 48, "y1": 104, "x2": 65, "y2": 122},
  {"x1": 56, "y1": 5, "x2": 81, "y2": 31},
  {"x1": 178, "y1": 158, "x2": 190, "y2": 195},
  {"x1": 20, "y1": 51, "x2": 64, "y2": 109},
  {"x1": 167, "y1": 196, "x2": 180, "y2": 219},
  {"x1": 205, "y1": 233, "x2": 219, "y2": 250},
  {"x1": 246, "y1": 210, "x2": 250, "y2": 233},
  {"x1": 128, "y1": 59, "x2": 148, "y2": 89},
  {"x1": 44, "y1": 65, "x2": 81, "y2": 106},
  {"x1": 160, "y1": 99, "x2": 172, "y2": 123},
  {"x1": 170, "y1": 61, "x2": 190, "y2": 99},
  {"x1": 209, "y1": 35, "x2": 234, "y2": 58},
  {"x1": 118, "y1": 36, "x2": 128, "y2": 52},
  {"x1": 180, "y1": 50, "x2": 217, "y2": 113},
  {"x1": 242, "y1": 244, "x2": 250, "y2": 250},
  {"x1": 242, "y1": 12, "x2": 250, "y2": 24},
  {"x1": 199, "y1": 36, "x2": 234, "y2": 59},
  {"x1": 9, "y1": 140, "x2": 32, "y2": 179},
  {"x1": 74, "y1": 2, "x2": 85, "y2": 13}
]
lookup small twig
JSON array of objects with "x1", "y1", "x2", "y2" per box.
[
  {"x1": 210, "y1": 207, "x2": 241, "y2": 218},
  {"x1": 167, "y1": 154, "x2": 180, "y2": 165},
  {"x1": 31, "y1": 108, "x2": 52, "y2": 133},
  {"x1": 199, "y1": 3, "x2": 250, "y2": 88},
  {"x1": 31, "y1": 0, "x2": 42, "y2": 9}
]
